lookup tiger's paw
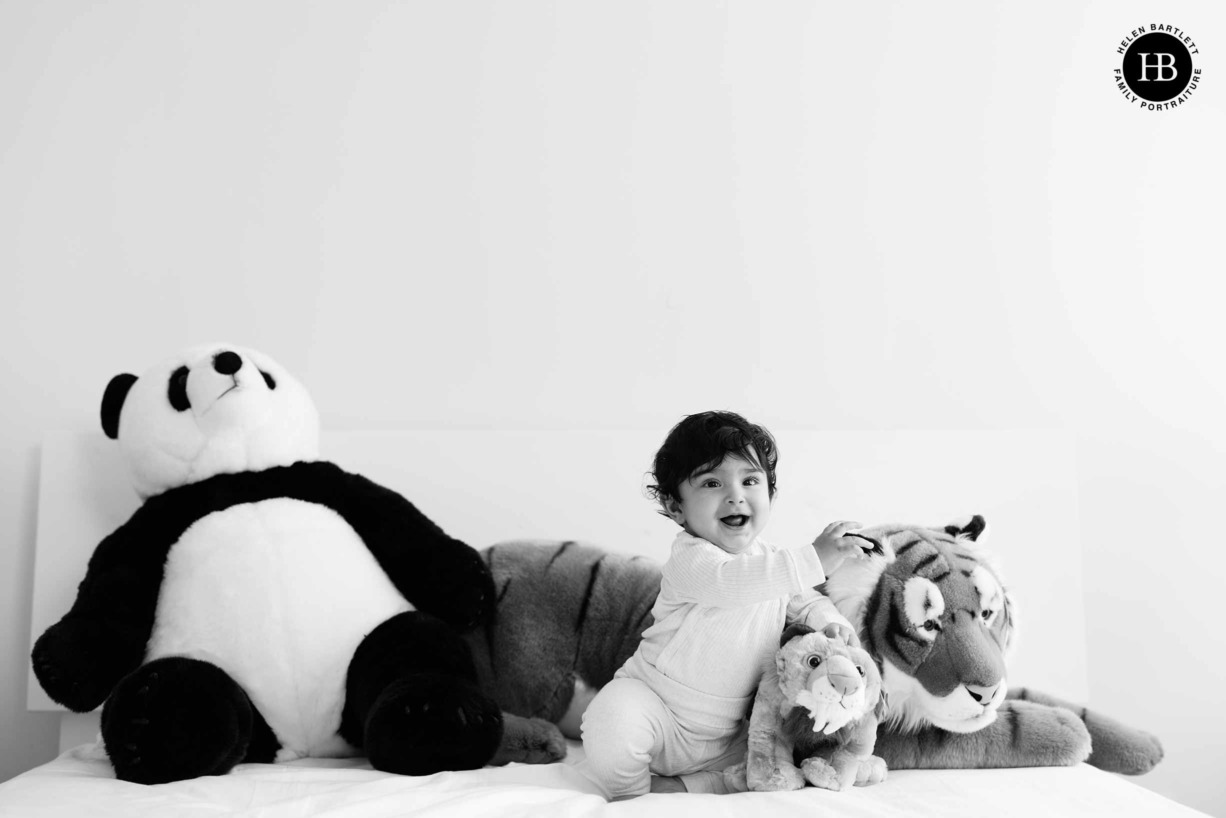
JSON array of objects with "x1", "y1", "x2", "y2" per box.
[
  {"x1": 1005, "y1": 701, "x2": 1092, "y2": 767},
  {"x1": 1039, "y1": 704, "x2": 1093, "y2": 767},
  {"x1": 489, "y1": 714, "x2": 567, "y2": 766},
  {"x1": 1083, "y1": 711, "x2": 1164, "y2": 775}
]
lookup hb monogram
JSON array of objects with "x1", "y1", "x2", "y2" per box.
[{"x1": 1137, "y1": 53, "x2": 1178, "y2": 82}]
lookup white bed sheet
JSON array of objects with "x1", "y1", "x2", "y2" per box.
[{"x1": 0, "y1": 740, "x2": 1207, "y2": 818}]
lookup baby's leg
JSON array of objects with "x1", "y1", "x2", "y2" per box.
[
  {"x1": 579, "y1": 677, "x2": 674, "y2": 800},
  {"x1": 677, "y1": 724, "x2": 750, "y2": 795}
]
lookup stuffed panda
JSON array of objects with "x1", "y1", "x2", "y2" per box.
[{"x1": 32, "y1": 344, "x2": 503, "y2": 784}]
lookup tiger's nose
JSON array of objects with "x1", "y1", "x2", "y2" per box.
[
  {"x1": 966, "y1": 682, "x2": 1000, "y2": 705},
  {"x1": 213, "y1": 351, "x2": 242, "y2": 375}
]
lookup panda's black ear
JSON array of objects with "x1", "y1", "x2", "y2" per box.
[
  {"x1": 944, "y1": 514, "x2": 987, "y2": 542},
  {"x1": 101, "y1": 374, "x2": 138, "y2": 440}
]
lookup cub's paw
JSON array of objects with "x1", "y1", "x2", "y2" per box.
[
  {"x1": 490, "y1": 714, "x2": 567, "y2": 766},
  {"x1": 721, "y1": 761, "x2": 749, "y2": 793},
  {"x1": 800, "y1": 756, "x2": 842, "y2": 790},
  {"x1": 855, "y1": 755, "x2": 888, "y2": 786},
  {"x1": 758, "y1": 763, "x2": 805, "y2": 792}
]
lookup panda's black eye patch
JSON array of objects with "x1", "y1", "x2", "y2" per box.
[
  {"x1": 260, "y1": 370, "x2": 276, "y2": 390},
  {"x1": 168, "y1": 366, "x2": 191, "y2": 411}
]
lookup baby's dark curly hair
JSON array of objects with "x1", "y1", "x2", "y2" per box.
[{"x1": 646, "y1": 411, "x2": 779, "y2": 510}]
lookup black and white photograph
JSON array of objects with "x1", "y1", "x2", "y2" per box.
[{"x1": 0, "y1": 2, "x2": 1222, "y2": 816}]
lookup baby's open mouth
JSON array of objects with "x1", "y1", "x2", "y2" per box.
[{"x1": 721, "y1": 515, "x2": 750, "y2": 528}]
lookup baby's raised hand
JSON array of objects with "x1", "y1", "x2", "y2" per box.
[{"x1": 812, "y1": 521, "x2": 865, "y2": 575}]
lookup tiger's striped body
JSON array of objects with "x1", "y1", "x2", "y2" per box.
[
  {"x1": 463, "y1": 540, "x2": 660, "y2": 764},
  {"x1": 475, "y1": 528, "x2": 1163, "y2": 774}
]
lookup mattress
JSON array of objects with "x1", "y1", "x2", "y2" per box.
[{"x1": 0, "y1": 739, "x2": 1207, "y2": 818}]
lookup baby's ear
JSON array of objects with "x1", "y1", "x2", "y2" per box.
[{"x1": 662, "y1": 496, "x2": 685, "y2": 526}]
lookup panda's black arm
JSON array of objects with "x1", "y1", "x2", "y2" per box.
[
  {"x1": 293, "y1": 462, "x2": 496, "y2": 632},
  {"x1": 30, "y1": 487, "x2": 204, "y2": 713}
]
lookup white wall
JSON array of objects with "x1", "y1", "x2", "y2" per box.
[{"x1": 1, "y1": 1, "x2": 1222, "y2": 813}]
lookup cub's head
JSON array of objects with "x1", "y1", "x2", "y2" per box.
[
  {"x1": 823, "y1": 516, "x2": 1015, "y2": 735},
  {"x1": 100, "y1": 344, "x2": 319, "y2": 499},
  {"x1": 775, "y1": 623, "x2": 884, "y2": 737}
]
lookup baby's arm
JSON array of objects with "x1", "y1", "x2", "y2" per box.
[{"x1": 664, "y1": 538, "x2": 826, "y2": 607}]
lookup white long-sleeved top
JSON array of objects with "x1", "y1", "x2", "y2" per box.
[{"x1": 621, "y1": 531, "x2": 850, "y2": 712}]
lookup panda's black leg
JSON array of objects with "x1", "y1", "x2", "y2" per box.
[
  {"x1": 243, "y1": 699, "x2": 280, "y2": 764},
  {"x1": 101, "y1": 656, "x2": 279, "y2": 784},
  {"x1": 342, "y1": 611, "x2": 503, "y2": 775}
]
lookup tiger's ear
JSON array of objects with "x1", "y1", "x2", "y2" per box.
[{"x1": 944, "y1": 514, "x2": 987, "y2": 542}]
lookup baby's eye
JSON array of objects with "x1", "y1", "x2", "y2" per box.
[
  {"x1": 702, "y1": 479, "x2": 720, "y2": 489},
  {"x1": 743, "y1": 476, "x2": 759, "y2": 486}
]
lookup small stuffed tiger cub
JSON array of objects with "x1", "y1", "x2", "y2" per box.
[{"x1": 742, "y1": 623, "x2": 888, "y2": 792}]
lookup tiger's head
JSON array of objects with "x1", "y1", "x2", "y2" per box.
[{"x1": 822, "y1": 515, "x2": 1015, "y2": 735}]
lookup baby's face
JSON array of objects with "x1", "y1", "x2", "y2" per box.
[{"x1": 668, "y1": 455, "x2": 772, "y2": 554}]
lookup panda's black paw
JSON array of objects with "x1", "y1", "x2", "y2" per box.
[
  {"x1": 420, "y1": 552, "x2": 497, "y2": 631},
  {"x1": 364, "y1": 673, "x2": 502, "y2": 775},
  {"x1": 32, "y1": 618, "x2": 143, "y2": 712},
  {"x1": 101, "y1": 657, "x2": 255, "y2": 784}
]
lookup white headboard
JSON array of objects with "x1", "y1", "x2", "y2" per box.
[{"x1": 28, "y1": 430, "x2": 1088, "y2": 748}]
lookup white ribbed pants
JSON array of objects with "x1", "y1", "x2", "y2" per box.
[{"x1": 579, "y1": 664, "x2": 749, "y2": 799}]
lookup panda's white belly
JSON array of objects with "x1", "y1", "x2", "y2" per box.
[{"x1": 146, "y1": 498, "x2": 412, "y2": 760}]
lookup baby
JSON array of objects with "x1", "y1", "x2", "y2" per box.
[{"x1": 580, "y1": 411, "x2": 863, "y2": 798}]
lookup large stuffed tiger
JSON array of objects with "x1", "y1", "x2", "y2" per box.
[
  {"x1": 467, "y1": 523, "x2": 1163, "y2": 774},
  {"x1": 823, "y1": 516, "x2": 1163, "y2": 772}
]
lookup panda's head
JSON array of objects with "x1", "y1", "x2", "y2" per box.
[{"x1": 101, "y1": 344, "x2": 320, "y2": 499}]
